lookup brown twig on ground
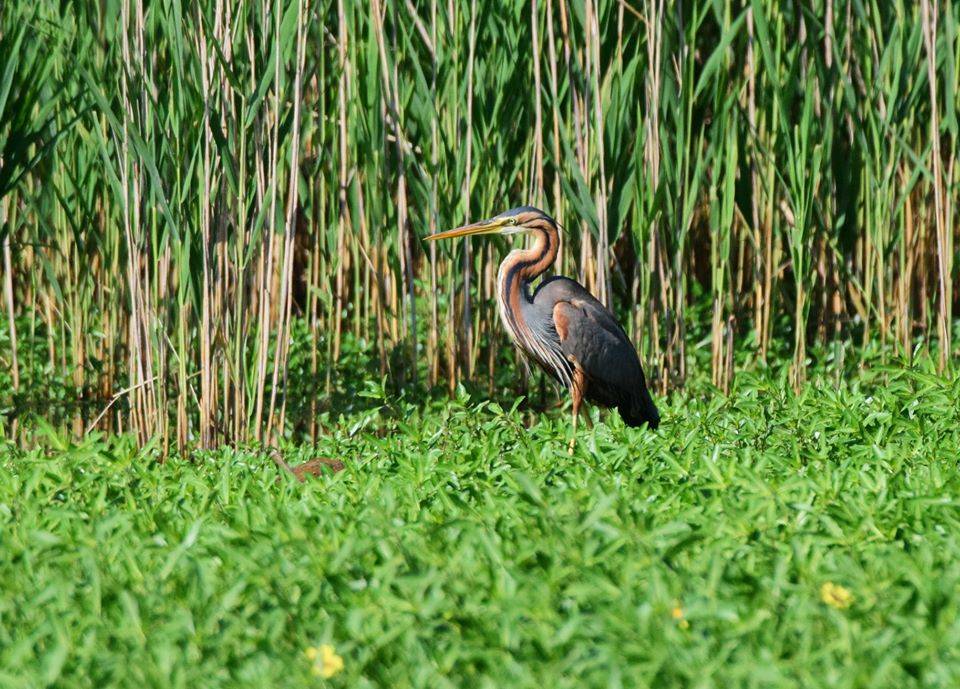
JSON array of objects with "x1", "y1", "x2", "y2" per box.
[{"x1": 272, "y1": 449, "x2": 345, "y2": 483}]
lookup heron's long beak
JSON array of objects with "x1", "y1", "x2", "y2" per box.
[{"x1": 425, "y1": 217, "x2": 509, "y2": 241}]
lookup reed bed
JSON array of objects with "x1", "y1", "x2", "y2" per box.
[{"x1": 0, "y1": 0, "x2": 957, "y2": 448}]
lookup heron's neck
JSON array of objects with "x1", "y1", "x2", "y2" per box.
[
  {"x1": 504, "y1": 222, "x2": 559, "y2": 288},
  {"x1": 496, "y1": 222, "x2": 559, "y2": 344}
]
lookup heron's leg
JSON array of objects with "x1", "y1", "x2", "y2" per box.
[
  {"x1": 568, "y1": 369, "x2": 585, "y2": 454},
  {"x1": 568, "y1": 393, "x2": 581, "y2": 454},
  {"x1": 583, "y1": 407, "x2": 594, "y2": 429}
]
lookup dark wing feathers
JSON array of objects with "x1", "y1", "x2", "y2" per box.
[
  {"x1": 553, "y1": 300, "x2": 641, "y2": 407},
  {"x1": 535, "y1": 277, "x2": 659, "y2": 429}
]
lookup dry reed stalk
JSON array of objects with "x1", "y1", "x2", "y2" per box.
[
  {"x1": 462, "y1": 0, "x2": 478, "y2": 381},
  {"x1": 269, "y1": 0, "x2": 308, "y2": 439},
  {"x1": 428, "y1": 0, "x2": 440, "y2": 387},
  {"x1": 643, "y1": 0, "x2": 665, "y2": 391},
  {"x1": 544, "y1": 0, "x2": 565, "y2": 274},
  {"x1": 334, "y1": 0, "x2": 350, "y2": 364},
  {"x1": 920, "y1": 0, "x2": 951, "y2": 371},
  {"x1": 1, "y1": 199, "x2": 16, "y2": 395},
  {"x1": 585, "y1": 0, "x2": 609, "y2": 306},
  {"x1": 196, "y1": 2, "x2": 217, "y2": 447},
  {"x1": 531, "y1": 0, "x2": 545, "y2": 207}
]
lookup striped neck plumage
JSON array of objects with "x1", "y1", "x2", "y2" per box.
[
  {"x1": 495, "y1": 218, "x2": 561, "y2": 363},
  {"x1": 499, "y1": 219, "x2": 559, "y2": 288}
]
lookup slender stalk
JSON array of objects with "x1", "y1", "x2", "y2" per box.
[
  {"x1": 921, "y1": 0, "x2": 951, "y2": 371},
  {"x1": 2, "y1": 201, "x2": 18, "y2": 398}
]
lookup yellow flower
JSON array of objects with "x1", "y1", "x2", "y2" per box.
[
  {"x1": 820, "y1": 582, "x2": 854, "y2": 609},
  {"x1": 305, "y1": 644, "x2": 344, "y2": 679},
  {"x1": 671, "y1": 603, "x2": 690, "y2": 629}
]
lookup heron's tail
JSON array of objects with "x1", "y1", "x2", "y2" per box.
[{"x1": 620, "y1": 386, "x2": 660, "y2": 430}]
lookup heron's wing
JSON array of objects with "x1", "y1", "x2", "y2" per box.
[
  {"x1": 540, "y1": 278, "x2": 659, "y2": 427},
  {"x1": 552, "y1": 299, "x2": 640, "y2": 405}
]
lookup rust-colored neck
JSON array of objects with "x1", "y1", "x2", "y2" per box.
[
  {"x1": 495, "y1": 217, "x2": 571, "y2": 387},
  {"x1": 507, "y1": 218, "x2": 559, "y2": 285},
  {"x1": 496, "y1": 218, "x2": 559, "y2": 333}
]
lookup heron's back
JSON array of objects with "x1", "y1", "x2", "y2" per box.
[{"x1": 530, "y1": 277, "x2": 659, "y2": 429}]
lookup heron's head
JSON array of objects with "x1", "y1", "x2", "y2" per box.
[{"x1": 425, "y1": 206, "x2": 557, "y2": 242}]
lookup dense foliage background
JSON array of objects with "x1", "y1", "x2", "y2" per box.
[
  {"x1": 3, "y1": 4, "x2": 960, "y2": 686},
  {"x1": 1, "y1": 0, "x2": 958, "y2": 448},
  {"x1": 3, "y1": 361, "x2": 960, "y2": 687}
]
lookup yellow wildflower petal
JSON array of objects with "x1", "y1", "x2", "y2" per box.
[
  {"x1": 304, "y1": 647, "x2": 319, "y2": 661},
  {"x1": 320, "y1": 660, "x2": 343, "y2": 678},
  {"x1": 671, "y1": 606, "x2": 684, "y2": 620},
  {"x1": 316, "y1": 644, "x2": 344, "y2": 679},
  {"x1": 820, "y1": 582, "x2": 854, "y2": 609}
]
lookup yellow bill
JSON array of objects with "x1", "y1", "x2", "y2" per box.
[{"x1": 425, "y1": 216, "x2": 510, "y2": 241}]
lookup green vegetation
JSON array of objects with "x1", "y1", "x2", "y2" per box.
[
  {"x1": 3, "y1": 361, "x2": 959, "y2": 688},
  {"x1": 2, "y1": 0, "x2": 959, "y2": 683}
]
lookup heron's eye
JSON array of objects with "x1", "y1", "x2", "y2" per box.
[{"x1": 509, "y1": 218, "x2": 518, "y2": 226}]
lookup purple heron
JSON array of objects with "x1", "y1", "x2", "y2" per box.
[{"x1": 427, "y1": 206, "x2": 659, "y2": 450}]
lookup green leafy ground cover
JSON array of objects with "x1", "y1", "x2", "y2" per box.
[{"x1": 2, "y1": 363, "x2": 959, "y2": 688}]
